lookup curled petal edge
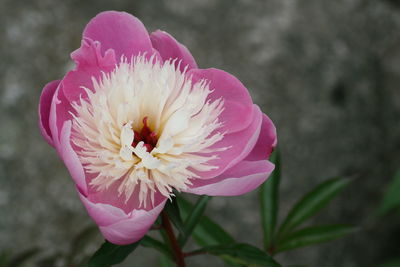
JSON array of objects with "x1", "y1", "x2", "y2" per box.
[
  {"x1": 195, "y1": 105, "x2": 263, "y2": 179},
  {"x1": 244, "y1": 113, "x2": 277, "y2": 161},
  {"x1": 38, "y1": 80, "x2": 60, "y2": 146},
  {"x1": 185, "y1": 160, "x2": 274, "y2": 196}
]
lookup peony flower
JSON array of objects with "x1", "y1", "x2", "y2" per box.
[{"x1": 38, "y1": 11, "x2": 277, "y2": 245}]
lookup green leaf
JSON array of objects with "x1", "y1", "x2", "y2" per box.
[
  {"x1": 178, "y1": 195, "x2": 211, "y2": 246},
  {"x1": 191, "y1": 243, "x2": 280, "y2": 267},
  {"x1": 178, "y1": 197, "x2": 241, "y2": 267},
  {"x1": 158, "y1": 255, "x2": 175, "y2": 267},
  {"x1": 276, "y1": 224, "x2": 356, "y2": 253},
  {"x1": 141, "y1": 235, "x2": 173, "y2": 260},
  {"x1": 260, "y1": 150, "x2": 281, "y2": 249},
  {"x1": 164, "y1": 198, "x2": 186, "y2": 237},
  {"x1": 377, "y1": 258, "x2": 400, "y2": 267},
  {"x1": 192, "y1": 215, "x2": 235, "y2": 247},
  {"x1": 178, "y1": 196, "x2": 234, "y2": 246},
  {"x1": 278, "y1": 177, "x2": 350, "y2": 238},
  {"x1": 0, "y1": 251, "x2": 10, "y2": 267},
  {"x1": 87, "y1": 240, "x2": 140, "y2": 267},
  {"x1": 379, "y1": 171, "x2": 400, "y2": 215}
]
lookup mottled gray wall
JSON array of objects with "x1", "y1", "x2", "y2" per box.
[{"x1": 1, "y1": 0, "x2": 400, "y2": 266}]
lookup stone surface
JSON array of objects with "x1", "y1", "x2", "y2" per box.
[{"x1": 1, "y1": 0, "x2": 400, "y2": 266}]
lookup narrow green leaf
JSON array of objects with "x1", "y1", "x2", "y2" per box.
[
  {"x1": 164, "y1": 199, "x2": 186, "y2": 236},
  {"x1": 192, "y1": 215, "x2": 235, "y2": 247},
  {"x1": 178, "y1": 197, "x2": 241, "y2": 267},
  {"x1": 159, "y1": 229, "x2": 171, "y2": 249},
  {"x1": 260, "y1": 150, "x2": 281, "y2": 249},
  {"x1": 377, "y1": 258, "x2": 400, "y2": 267},
  {"x1": 276, "y1": 224, "x2": 356, "y2": 253},
  {"x1": 178, "y1": 196, "x2": 234, "y2": 246},
  {"x1": 141, "y1": 235, "x2": 173, "y2": 260},
  {"x1": 278, "y1": 177, "x2": 350, "y2": 237},
  {"x1": 0, "y1": 251, "x2": 10, "y2": 267},
  {"x1": 379, "y1": 171, "x2": 400, "y2": 215},
  {"x1": 191, "y1": 243, "x2": 280, "y2": 267},
  {"x1": 178, "y1": 195, "x2": 211, "y2": 246},
  {"x1": 158, "y1": 255, "x2": 175, "y2": 267},
  {"x1": 87, "y1": 240, "x2": 140, "y2": 267}
]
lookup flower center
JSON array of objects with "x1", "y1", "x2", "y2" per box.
[
  {"x1": 71, "y1": 55, "x2": 226, "y2": 207},
  {"x1": 132, "y1": 117, "x2": 157, "y2": 153}
]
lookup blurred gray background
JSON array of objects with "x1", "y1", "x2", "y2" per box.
[{"x1": 1, "y1": 0, "x2": 400, "y2": 266}]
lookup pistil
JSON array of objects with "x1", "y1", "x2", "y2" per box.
[{"x1": 132, "y1": 117, "x2": 158, "y2": 152}]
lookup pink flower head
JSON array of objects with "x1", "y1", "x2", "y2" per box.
[{"x1": 38, "y1": 11, "x2": 277, "y2": 245}]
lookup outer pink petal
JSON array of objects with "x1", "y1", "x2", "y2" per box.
[
  {"x1": 87, "y1": 178, "x2": 168, "y2": 214},
  {"x1": 49, "y1": 86, "x2": 88, "y2": 195},
  {"x1": 38, "y1": 80, "x2": 60, "y2": 146},
  {"x1": 78, "y1": 189, "x2": 167, "y2": 245},
  {"x1": 79, "y1": 190, "x2": 128, "y2": 226},
  {"x1": 49, "y1": 84, "x2": 74, "y2": 139},
  {"x1": 185, "y1": 160, "x2": 274, "y2": 196},
  {"x1": 83, "y1": 11, "x2": 153, "y2": 60},
  {"x1": 194, "y1": 105, "x2": 263, "y2": 179},
  {"x1": 99, "y1": 200, "x2": 167, "y2": 245},
  {"x1": 150, "y1": 30, "x2": 198, "y2": 72},
  {"x1": 58, "y1": 121, "x2": 88, "y2": 195},
  {"x1": 188, "y1": 68, "x2": 254, "y2": 134},
  {"x1": 63, "y1": 38, "x2": 117, "y2": 103},
  {"x1": 245, "y1": 113, "x2": 277, "y2": 161}
]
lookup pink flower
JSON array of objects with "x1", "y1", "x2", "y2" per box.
[{"x1": 38, "y1": 11, "x2": 277, "y2": 245}]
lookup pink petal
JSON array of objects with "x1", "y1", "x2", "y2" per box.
[
  {"x1": 99, "y1": 200, "x2": 167, "y2": 245},
  {"x1": 185, "y1": 160, "x2": 274, "y2": 196},
  {"x1": 245, "y1": 113, "x2": 277, "y2": 161},
  {"x1": 49, "y1": 84, "x2": 72, "y2": 141},
  {"x1": 79, "y1": 189, "x2": 128, "y2": 226},
  {"x1": 87, "y1": 177, "x2": 167, "y2": 214},
  {"x1": 78, "y1": 189, "x2": 167, "y2": 245},
  {"x1": 38, "y1": 80, "x2": 60, "y2": 146},
  {"x1": 150, "y1": 30, "x2": 198, "y2": 72},
  {"x1": 188, "y1": 68, "x2": 254, "y2": 134},
  {"x1": 49, "y1": 86, "x2": 88, "y2": 194},
  {"x1": 194, "y1": 105, "x2": 263, "y2": 179},
  {"x1": 71, "y1": 38, "x2": 116, "y2": 70},
  {"x1": 63, "y1": 38, "x2": 117, "y2": 103},
  {"x1": 83, "y1": 11, "x2": 153, "y2": 60},
  {"x1": 58, "y1": 121, "x2": 88, "y2": 194}
]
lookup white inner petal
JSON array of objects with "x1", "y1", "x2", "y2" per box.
[{"x1": 71, "y1": 55, "x2": 225, "y2": 207}]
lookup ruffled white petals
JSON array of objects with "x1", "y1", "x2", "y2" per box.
[
  {"x1": 119, "y1": 122, "x2": 134, "y2": 161},
  {"x1": 71, "y1": 55, "x2": 225, "y2": 207},
  {"x1": 132, "y1": 142, "x2": 161, "y2": 169}
]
